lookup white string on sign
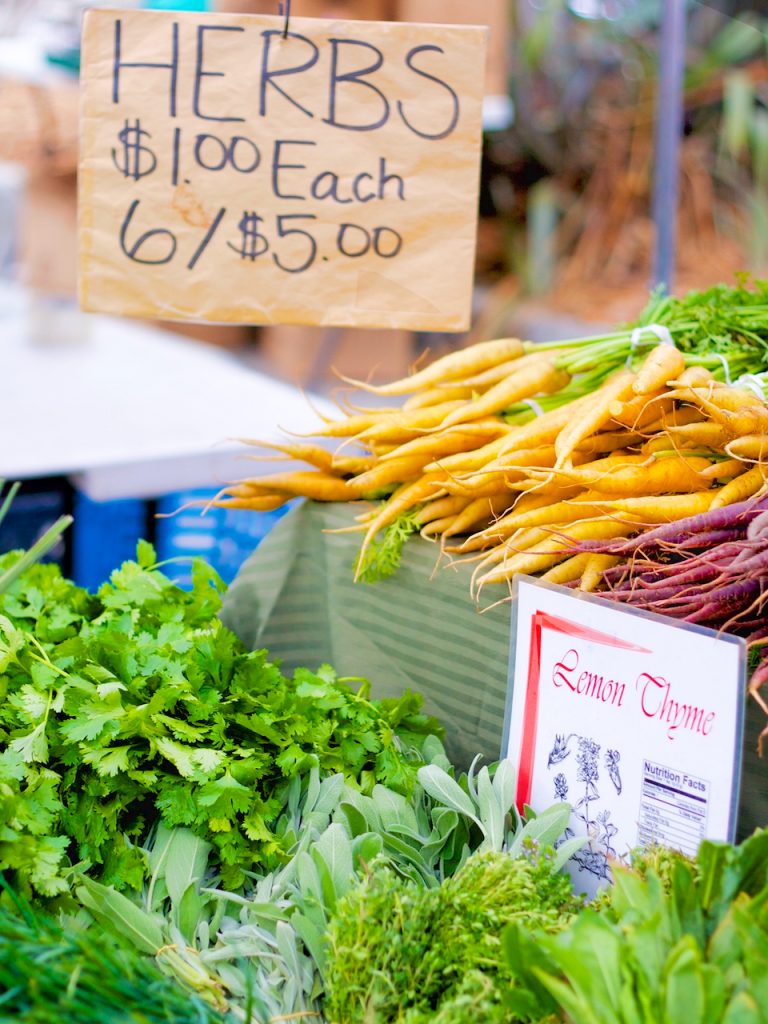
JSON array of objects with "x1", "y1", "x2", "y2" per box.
[{"x1": 624, "y1": 324, "x2": 676, "y2": 368}]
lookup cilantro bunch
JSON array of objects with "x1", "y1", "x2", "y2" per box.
[{"x1": 0, "y1": 543, "x2": 442, "y2": 897}]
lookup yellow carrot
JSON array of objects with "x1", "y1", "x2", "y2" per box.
[
  {"x1": 444, "y1": 446, "x2": 559, "y2": 497},
  {"x1": 724, "y1": 434, "x2": 768, "y2": 462},
  {"x1": 449, "y1": 492, "x2": 554, "y2": 551},
  {"x1": 476, "y1": 519, "x2": 638, "y2": 588},
  {"x1": 540, "y1": 454, "x2": 713, "y2": 496},
  {"x1": 659, "y1": 422, "x2": 732, "y2": 449},
  {"x1": 699, "y1": 459, "x2": 747, "y2": 481},
  {"x1": 579, "y1": 554, "x2": 621, "y2": 592},
  {"x1": 205, "y1": 495, "x2": 290, "y2": 511},
  {"x1": 609, "y1": 389, "x2": 671, "y2": 430},
  {"x1": 236, "y1": 438, "x2": 335, "y2": 473},
  {"x1": 632, "y1": 344, "x2": 685, "y2": 396},
  {"x1": 228, "y1": 470, "x2": 365, "y2": 501},
  {"x1": 569, "y1": 491, "x2": 714, "y2": 522},
  {"x1": 354, "y1": 401, "x2": 468, "y2": 444},
  {"x1": 709, "y1": 465, "x2": 768, "y2": 509},
  {"x1": 666, "y1": 386, "x2": 768, "y2": 435},
  {"x1": 643, "y1": 406, "x2": 707, "y2": 434},
  {"x1": 496, "y1": 394, "x2": 597, "y2": 458},
  {"x1": 461, "y1": 493, "x2": 608, "y2": 550},
  {"x1": 554, "y1": 371, "x2": 636, "y2": 469},
  {"x1": 340, "y1": 338, "x2": 525, "y2": 395},
  {"x1": 350, "y1": 455, "x2": 431, "y2": 493},
  {"x1": 293, "y1": 411, "x2": 385, "y2": 439},
  {"x1": 331, "y1": 454, "x2": 379, "y2": 475},
  {"x1": 641, "y1": 435, "x2": 684, "y2": 456},
  {"x1": 441, "y1": 494, "x2": 513, "y2": 538},
  {"x1": 671, "y1": 366, "x2": 714, "y2": 388},
  {"x1": 669, "y1": 384, "x2": 763, "y2": 409},
  {"x1": 415, "y1": 495, "x2": 473, "y2": 526},
  {"x1": 444, "y1": 349, "x2": 566, "y2": 391},
  {"x1": 402, "y1": 384, "x2": 476, "y2": 410},
  {"x1": 574, "y1": 430, "x2": 643, "y2": 455},
  {"x1": 442, "y1": 477, "x2": 520, "y2": 499},
  {"x1": 426, "y1": 435, "x2": 513, "y2": 474},
  {"x1": 540, "y1": 552, "x2": 593, "y2": 585},
  {"x1": 437, "y1": 361, "x2": 570, "y2": 431},
  {"x1": 509, "y1": 480, "x2": 587, "y2": 504},
  {"x1": 379, "y1": 423, "x2": 507, "y2": 463},
  {"x1": 468, "y1": 528, "x2": 551, "y2": 592}
]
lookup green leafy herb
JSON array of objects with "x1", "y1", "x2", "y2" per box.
[
  {"x1": 508, "y1": 276, "x2": 768, "y2": 417},
  {"x1": 356, "y1": 509, "x2": 422, "y2": 584},
  {"x1": 74, "y1": 756, "x2": 576, "y2": 1023},
  {"x1": 0, "y1": 545, "x2": 442, "y2": 896},
  {"x1": 503, "y1": 828, "x2": 768, "y2": 1024},
  {"x1": 325, "y1": 845, "x2": 578, "y2": 1023}
]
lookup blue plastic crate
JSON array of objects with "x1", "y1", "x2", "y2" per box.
[
  {"x1": 71, "y1": 493, "x2": 147, "y2": 592},
  {"x1": 0, "y1": 482, "x2": 70, "y2": 569},
  {"x1": 155, "y1": 489, "x2": 294, "y2": 587}
]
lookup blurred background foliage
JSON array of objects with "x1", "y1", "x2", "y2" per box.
[{"x1": 477, "y1": 0, "x2": 768, "y2": 333}]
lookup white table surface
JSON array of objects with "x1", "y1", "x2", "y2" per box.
[{"x1": 0, "y1": 286, "x2": 336, "y2": 501}]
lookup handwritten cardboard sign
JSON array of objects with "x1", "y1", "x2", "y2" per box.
[
  {"x1": 504, "y1": 577, "x2": 746, "y2": 895},
  {"x1": 78, "y1": 9, "x2": 487, "y2": 331}
]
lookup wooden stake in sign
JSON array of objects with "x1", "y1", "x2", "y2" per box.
[{"x1": 77, "y1": 9, "x2": 487, "y2": 331}]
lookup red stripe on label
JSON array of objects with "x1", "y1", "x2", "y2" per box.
[
  {"x1": 515, "y1": 606, "x2": 650, "y2": 810},
  {"x1": 516, "y1": 611, "x2": 545, "y2": 810}
]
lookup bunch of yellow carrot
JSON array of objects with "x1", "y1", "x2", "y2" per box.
[{"x1": 214, "y1": 336, "x2": 768, "y2": 598}]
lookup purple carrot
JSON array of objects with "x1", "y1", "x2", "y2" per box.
[
  {"x1": 602, "y1": 561, "x2": 666, "y2": 585},
  {"x1": 636, "y1": 562, "x2": 729, "y2": 590},
  {"x1": 747, "y1": 509, "x2": 768, "y2": 540},
  {"x1": 607, "y1": 548, "x2": 740, "y2": 591},
  {"x1": 723, "y1": 546, "x2": 768, "y2": 575},
  {"x1": 573, "y1": 497, "x2": 768, "y2": 556},
  {"x1": 643, "y1": 540, "x2": 750, "y2": 571},
  {"x1": 656, "y1": 528, "x2": 745, "y2": 551},
  {"x1": 573, "y1": 526, "x2": 741, "y2": 558},
  {"x1": 683, "y1": 579, "x2": 766, "y2": 625}
]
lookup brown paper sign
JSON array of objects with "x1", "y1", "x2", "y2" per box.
[{"x1": 78, "y1": 9, "x2": 487, "y2": 331}]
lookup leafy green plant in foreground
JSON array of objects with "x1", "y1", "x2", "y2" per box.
[
  {"x1": 72, "y1": 757, "x2": 580, "y2": 1023},
  {"x1": 0, "y1": 880, "x2": 229, "y2": 1024},
  {"x1": 324, "y1": 843, "x2": 578, "y2": 1024},
  {"x1": 0, "y1": 543, "x2": 442, "y2": 896},
  {"x1": 503, "y1": 829, "x2": 768, "y2": 1024}
]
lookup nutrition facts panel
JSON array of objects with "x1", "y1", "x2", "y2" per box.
[{"x1": 637, "y1": 759, "x2": 710, "y2": 858}]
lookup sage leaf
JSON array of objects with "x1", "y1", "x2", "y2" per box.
[
  {"x1": 313, "y1": 824, "x2": 354, "y2": 901},
  {"x1": 491, "y1": 759, "x2": 517, "y2": 814},
  {"x1": 164, "y1": 828, "x2": 212, "y2": 906},
  {"x1": 76, "y1": 877, "x2": 164, "y2": 956},
  {"x1": 476, "y1": 766, "x2": 504, "y2": 851},
  {"x1": 417, "y1": 765, "x2": 480, "y2": 826},
  {"x1": 372, "y1": 784, "x2": 418, "y2": 833}
]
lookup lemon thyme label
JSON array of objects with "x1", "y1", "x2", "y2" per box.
[
  {"x1": 551, "y1": 649, "x2": 717, "y2": 740},
  {"x1": 504, "y1": 577, "x2": 746, "y2": 896},
  {"x1": 78, "y1": 9, "x2": 487, "y2": 330}
]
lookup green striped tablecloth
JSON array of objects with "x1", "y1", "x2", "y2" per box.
[
  {"x1": 221, "y1": 501, "x2": 511, "y2": 771},
  {"x1": 221, "y1": 501, "x2": 767, "y2": 840}
]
